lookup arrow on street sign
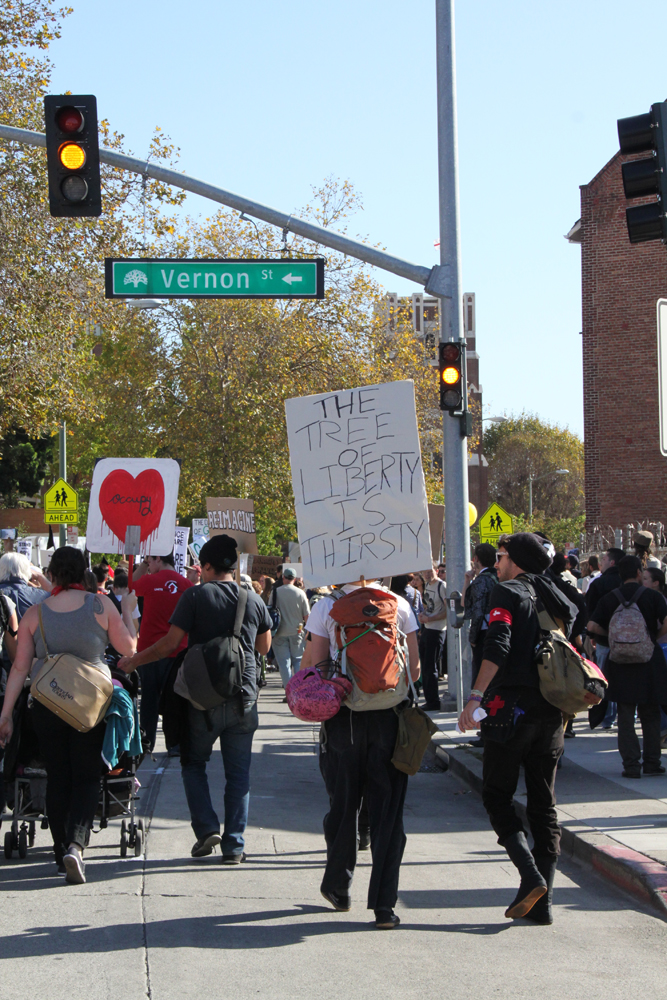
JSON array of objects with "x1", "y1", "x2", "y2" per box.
[{"x1": 105, "y1": 258, "x2": 324, "y2": 300}]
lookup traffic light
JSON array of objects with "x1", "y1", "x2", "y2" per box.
[
  {"x1": 44, "y1": 95, "x2": 101, "y2": 217},
  {"x1": 617, "y1": 101, "x2": 667, "y2": 243},
  {"x1": 439, "y1": 341, "x2": 465, "y2": 412}
]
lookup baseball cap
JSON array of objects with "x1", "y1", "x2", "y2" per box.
[{"x1": 283, "y1": 567, "x2": 297, "y2": 580}]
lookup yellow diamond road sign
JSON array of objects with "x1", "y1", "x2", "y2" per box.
[
  {"x1": 44, "y1": 478, "x2": 79, "y2": 525},
  {"x1": 479, "y1": 502, "x2": 513, "y2": 544}
]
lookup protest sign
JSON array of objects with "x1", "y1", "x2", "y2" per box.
[
  {"x1": 188, "y1": 535, "x2": 207, "y2": 563},
  {"x1": 16, "y1": 538, "x2": 32, "y2": 560},
  {"x1": 86, "y1": 458, "x2": 180, "y2": 556},
  {"x1": 249, "y1": 554, "x2": 283, "y2": 582},
  {"x1": 173, "y1": 525, "x2": 190, "y2": 576},
  {"x1": 192, "y1": 518, "x2": 209, "y2": 537},
  {"x1": 206, "y1": 497, "x2": 257, "y2": 554},
  {"x1": 285, "y1": 380, "x2": 430, "y2": 586}
]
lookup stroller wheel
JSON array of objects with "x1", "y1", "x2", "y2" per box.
[
  {"x1": 18, "y1": 828, "x2": 27, "y2": 860},
  {"x1": 28, "y1": 822, "x2": 36, "y2": 847},
  {"x1": 4, "y1": 830, "x2": 13, "y2": 860},
  {"x1": 134, "y1": 828, "x2": 143, "y2": 857},
  {"x1": 120, "y1": 819, "x2": 128, "y2": 858},
  {"x1": 138, "y1": 818, "x2": 145, "y2": 834}
]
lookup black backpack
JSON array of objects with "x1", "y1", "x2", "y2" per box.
[{"x1": 175, "y1": 585, "x2": 248, "y2": 711}]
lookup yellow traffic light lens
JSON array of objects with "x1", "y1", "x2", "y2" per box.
[
  {"x1": 59, "y1": 142, "x2": 86, "y2": 170},
  {"x1": 442, "y1": 366, "x2": 460, "y2": 385}
]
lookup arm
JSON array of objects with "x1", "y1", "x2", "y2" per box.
[
  {"x1": 0, "y1": 610, "x2": 38, "y2": 745},
  {"x1": 120, "y1": 591, "x2": 138, "y2": 639},
  {"x1": 586, "y1": 620, "x2": 607, "y2": 637},
  {"x1": 309, "y1": 632, "x2": 330, "y2": 669},
  {"x1": 3, "y1": 609, "x2": 19, "y2": 663},
  {"x1": 458, "y1": 659, "x2": 500, "y2": 731},
  {"x1": 118, "y1": 624, "x2": 186, "y2": 673},
  {"x1": 30, "y1": 568, "x2": 53, "y2": 592},
  {"x1": 255, "y1": 628, "x2": 271, "y2": 656},
  {"x1": 407, "y1": 630, "x2": 420, "y2": 681},
  {"x1": 101, "y1": 595, "x2": 137, "y2": 657}
]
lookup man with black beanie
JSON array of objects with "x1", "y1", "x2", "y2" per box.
[{"x1": 458, "y1": 532, "x2": 574, "y2": 925}]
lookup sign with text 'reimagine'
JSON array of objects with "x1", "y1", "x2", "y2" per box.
[
  {"x1": 206, "y1": 497, "x2": 258, "y2": 554},
  {"x1": 105, "y1": 258, "x2": 324, "y2": 300},
  {"x1": 43, "y1": 478, "x2": 79, "y2": 524},
  {"x1": 285, "y1": 380, "x2": 430, "y2": 587},
  {"x1": 87, "y1": 458, "x2": 180, "y2": 556},
  {"x1": 479, "y1": 502, "x2": 514, "y2": 545}
]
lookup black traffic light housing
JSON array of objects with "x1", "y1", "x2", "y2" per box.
[
  {"x1": 438, "y1": 340, "x2": 466, "y2": 413},
  {"x1": 44, "y1": 94, "x2": 101, "y2": 217},
  {"x1": 618, "y1": 101, "x2": 667, "y2": 243}
]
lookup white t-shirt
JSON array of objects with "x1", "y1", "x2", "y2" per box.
[
  {"x1": 306, "y1": 584, "x2": 418, "y2": 661},
  {"x1": 422, "y1": 580, "x2": 447, "y2": 631}
]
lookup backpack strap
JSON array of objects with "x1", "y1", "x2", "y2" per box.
[
  {"x1": 613, "y1": 585, "x2": 647, "y2": 609},
  {"x1": 38, "y1": 603, "x2": 50, "y2": 657},
  {"x1": 232, "y1": 584, "x2": 249, "y2": 639}
]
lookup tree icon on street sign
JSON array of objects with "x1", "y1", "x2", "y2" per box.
[{"x1": 123, "y1": 269, "x2": 148, "y2": 288}]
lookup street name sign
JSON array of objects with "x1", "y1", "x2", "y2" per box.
[
  {"x1": 43, "y1": 478, "x2": 79, "y2": 525},
  {"x1": 105, "y1": 258, "x2": 324, "y2": 300},
  {"x1": 478, "y1": 502, "x2": 513, "y2": 544}
]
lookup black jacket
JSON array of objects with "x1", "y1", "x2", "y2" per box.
[{"x1": 586, "y1": 566, "x2": 622, "y2": 619}]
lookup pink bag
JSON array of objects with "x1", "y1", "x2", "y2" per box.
[{"x1": 285, "y1": 668, "x2": 353, "y2": 722}]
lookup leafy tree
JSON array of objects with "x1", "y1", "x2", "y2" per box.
[
  {"x1": 0, "y1": 428, "x2": 54, "y2": 505},
  {"x1": 483, "y1": 414, "x2": 584, "y2": 522}
]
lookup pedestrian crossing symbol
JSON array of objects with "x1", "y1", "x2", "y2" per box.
[
  {"x1": 478, "y1": 502, "x2": 513, "y2": 544},
  {"x1": 43, "y1": 478, "x2": 79, "y2": 524}
]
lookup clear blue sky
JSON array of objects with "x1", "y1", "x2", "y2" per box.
[{"x1": 48, "y1": 0, "x2": 667, "y2": 438}]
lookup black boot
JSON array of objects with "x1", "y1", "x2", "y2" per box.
[
  {"x1": 525, "y1": 855, "x2": 557, "y2": 925},
  {"x1": 501, "y1": 831, "x2": 547, "y2": 918}
]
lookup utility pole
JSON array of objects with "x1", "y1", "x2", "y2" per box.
[
  {"x1": 434, "y1": 0, "x2": 471, "y2": 704},
  {"x1": 59, "y1": 421, "x2": 66, "y2": 546}
]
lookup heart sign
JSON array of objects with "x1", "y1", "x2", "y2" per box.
[
  {"x1": 86, "y1": 458, "x2": 181, "y2": 555},
  {"x1": 98, "y1": 469, "x2": 165, "y2": 544}
]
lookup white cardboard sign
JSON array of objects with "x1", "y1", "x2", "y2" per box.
[
  {"x1": 173, "y1": 525, "x2": 190, "y2": 576},
  {"x1": 86, "y1": 458, "x2": 181, "y2": 556},
  {"x1": 285, "y1": 380, "x2": 430, "y2": 586}
]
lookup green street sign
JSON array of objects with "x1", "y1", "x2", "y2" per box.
[{"x1": 105, "y1": 257, "x2": 324, "y2": 300}]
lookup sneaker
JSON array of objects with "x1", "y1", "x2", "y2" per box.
[
  {"x1": 422, "y1": 703, "x2": 441, "y2": 712},
  {"x1": 221, "y1": 852, "x2": 247, "y2": 865},
  {"x1": 375, "y1": 909, "x2": 400, "y2": 929},
  {"x1": 167, "y1": 744, "x2": 181, "y2": 758},
  {"x1": 63, "y1": 847, "x2": 86, "y2": 884},
  {"x1": 643, "y1": 765, "x2": 666, "y2": 776},
  {"x1": 191, "y1": 833, "x2": 222, "y2": 857},
  {"x1": 321, "y1": 887, "x2": 351, "y2": 911},
  {"x1": 358, "y1": 829, "x2": 371, "y2": 851},
  {"x1": 622, "y1": 769, "x2": 641, "y2": 779}
]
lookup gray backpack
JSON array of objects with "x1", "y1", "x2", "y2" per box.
[{"x1": 607, "y1": 587, "x2": 655, "y2": 664}]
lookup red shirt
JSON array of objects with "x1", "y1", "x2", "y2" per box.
[{"x1": 134, "y1": 569, "x2": 192, "y2": 653}]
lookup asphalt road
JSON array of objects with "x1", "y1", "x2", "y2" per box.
[{"x1": 1, "y1": 679, "x2": 665, "y2": 1000}]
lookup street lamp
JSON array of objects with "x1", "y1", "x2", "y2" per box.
[
  {"x1": 482, "y1": 416, "x2": 507, "y2": 424},
  {"x1": 528, "y1": 468, "x2": 569, "y2": 522}
]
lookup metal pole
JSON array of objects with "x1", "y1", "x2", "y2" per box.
[
  {"x1": 528, "y1": 476, "x2": 533, "y2": 522},
  {"x1": 435, "y1": 0, "x2": 471, "y2": 700},
  {"x1": 59, "y1": 421, "x2": 66, "y2": 547}
]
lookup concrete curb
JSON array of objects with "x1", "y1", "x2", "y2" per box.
[{"x1": 433, "y1": 736, "x2": 667, "y2": 921}]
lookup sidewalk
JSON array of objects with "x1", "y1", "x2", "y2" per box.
[{"x1": 431, "y1": 707, "x2": 667, "y2": 916}]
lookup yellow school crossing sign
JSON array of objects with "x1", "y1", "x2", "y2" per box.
[
  {"x1": 43, "y1": 478, "x2": 79, "y2": 524},
  {"x1": 479, "y1": 502, "x2": 513, "y2": 544}
]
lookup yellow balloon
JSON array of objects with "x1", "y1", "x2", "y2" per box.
[{"x1": 468, "y1": 503, "x2": 478, "y2": 526}]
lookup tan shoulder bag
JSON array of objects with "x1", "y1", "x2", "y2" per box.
[{"x1": 30, "y1": 603, "x2": 114, "y2": 732}]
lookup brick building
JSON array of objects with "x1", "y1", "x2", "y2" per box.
[
  {"x1": 568, "y1": 150, "x2": 667, "y2": 529},
  {"x1": 382, "y1": 292, "x2": 488, "y2": 514}
]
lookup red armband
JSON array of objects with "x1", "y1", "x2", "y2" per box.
[{"x1": 489, "y1": 607, "x2": 512, "y2": 626}]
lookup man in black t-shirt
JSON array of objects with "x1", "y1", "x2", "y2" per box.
[
  {"x1": 458, "y1": 532, "x2": 574, "y2": 926},
  {"x1": 120, "y1": 535, "x2": 271, "y2": 863},
  {"x1": 588, "y1": 555, "x2": 667, "y2": 778}
]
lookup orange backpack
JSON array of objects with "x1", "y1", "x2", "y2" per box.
[{"x1": 329, "y1": 587, "x2": 410, "y2": 711}]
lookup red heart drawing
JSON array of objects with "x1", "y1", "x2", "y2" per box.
[{"x1": 98, "y1": 469, "x2": 165, "y2": 544}]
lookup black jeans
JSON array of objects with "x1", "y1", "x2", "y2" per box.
[
  {"x1": 419, "y1": 629, "x2": 445, "y2": 707},
  {"x1": 482, "y1": 712, "x2": 563, "y2": 858},
  {"x1": 319, "y1": 706, "x2": 408, "y2": 911},
  {"x1": 32, "y1": 701, "x2": 105, "y2": 860},
  {"x1": 617, "y1": 702, "x2": 662, "y2": 772},
  {"x1": 139, "y1": 657, "x2": 175, "y2": 751}
]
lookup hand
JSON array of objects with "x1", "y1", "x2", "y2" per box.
[
  {"x1": 464, "y1": 569, "x2": 475, "y2": 583},
  {"x1": 117, "y1": 655, "x2": 135, "y2": 674},
  {"x1": 121, "y1": 591, "x2": 138, "y2": 616},
  {"x1": 418, "y1": 613, "x2": 429, "y2": 624},
  {"x1": 0, "y1": 715, "x2": 13, "y2": 747},
  {"x1": 458, "y1": 699, "x2": 481, "y2": 733}
]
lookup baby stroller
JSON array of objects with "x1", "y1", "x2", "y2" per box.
[
  {"x1": 1, "y1": 688, "x2": 49, "y2": 860},
  {"x1": 93, "y1": 666, "x2": 149, "y2": 857}
]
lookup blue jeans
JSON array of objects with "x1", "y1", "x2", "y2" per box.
[
  {"x1": 272, "y1": 633, "x2": 304, "y2": 687},
  {"x1": 595, "y1": 645, "x2": 617, "y2": 727},
  {"x1": 181, "y1": 700, "x2": 258, "y2": 853}
]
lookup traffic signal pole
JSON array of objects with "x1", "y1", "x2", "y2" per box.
[
  {"x1": 434, "y1": 0, "x2": 471, "y2": 707},
  {"x1": 59, "y1": 421, "x2": 67, "y2": 546}
]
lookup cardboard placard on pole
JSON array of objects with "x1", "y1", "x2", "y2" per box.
[{"x1": 206, "y1": 497, "x2": 257, "y2": 554}]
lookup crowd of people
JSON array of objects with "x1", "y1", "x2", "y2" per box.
[{"x1": 0, "y1": 524, "x2": 663, "y2": 928}]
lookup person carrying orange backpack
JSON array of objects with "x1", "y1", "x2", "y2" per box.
[{"x1": 305, "y1": 577, "x2": 420, "y2": 930}]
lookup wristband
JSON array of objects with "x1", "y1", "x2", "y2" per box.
[
  {"x1": 468, "y1": 694, "x2": 482, "y2": 703},
  {"x1": 470, "y1": 689, "x2": 484, "y2": 698}
]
